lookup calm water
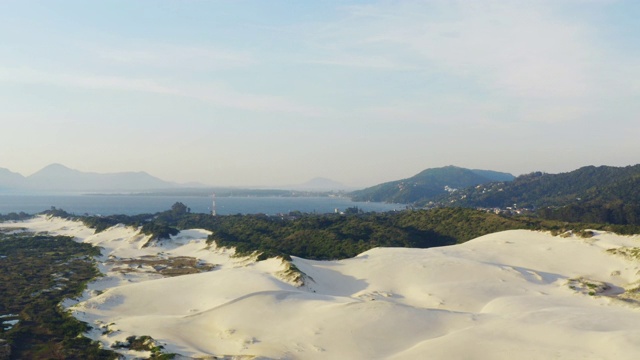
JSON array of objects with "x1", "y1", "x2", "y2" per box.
[{"x1": 0, "y1": 195, "x2": 404, "y2": 216}]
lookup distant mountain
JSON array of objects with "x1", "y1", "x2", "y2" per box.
[
  {"x1": 0, "y1": 164, "x2": 178, "y2": 193},
  {"x1": 0, "y1": 168, "x2": 26, "y2": 193},
  {"x1": 444, "y1": 164, "x2": 640, "y2": 209},
  {"x1": 350, "y1": 166, "x2": 515, "y2": 204},
  {"x1": 289, "y1": 177, "x2": 353, "y2": 191}
]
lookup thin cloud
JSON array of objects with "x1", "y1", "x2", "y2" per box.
[
  {"x1": 0, "y1": 66, "x2": 320, "y2": 116},
  {"x1": 91, "y1": 43, "x2": 256, "y2": 70},
  {"x1": 324, "y1": 1, "x2": 594, "y2": 99},
  {"x1": 0, "y1": 66, "x2": 172, "y2": 94},
  {"x1": 297, "y1": 0, "x2": 638, "y2": 124},
  {"x1": 305, "y1": 54, "x2": 417, "y2": 70}
]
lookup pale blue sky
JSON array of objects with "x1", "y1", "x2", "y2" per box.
[{"x1": 1, "y1": 0, "x2": 638, "y2": 187}]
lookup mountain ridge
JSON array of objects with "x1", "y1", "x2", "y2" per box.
[
  {"x1": 350, "y1": 165, "x2": 515, "y2": 204},
  {"x1": 441, "y1": 164, "x2": 640, "y2": 208},
  {"x1": 0, "y1": 164, "x2": 179, "y2": 193},
  {"x1": 432, "y1": 164, "x2": 640, "y2": 225}
]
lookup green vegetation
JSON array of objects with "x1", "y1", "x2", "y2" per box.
[
  {"x1": 576, "y1": 230, "x2": 595, "y2": 238},
  {"x1": 71, "y1": 202, "x2": 189, "y2": 241},
  {"x1": 350, "y1": 166, "x2": 514, "y2": 204},
  {"x1": 3, "y1": 197, "x2": 638, "y2": 358},
  {"x1": 5, "y1": 163, "x2": 639, "y2": 360},
  {"x1": 37, "y1": 200, "x2": 640, "y2": 263},
  {"x1": 607, "y1": 247, "x2": 640, "y2": 261},
  {"x1": 113, "y1": 335, "x2": 176, "y2": 359},
  {"x1": 80, "y1": 212, "x2": 153, "y2": 233},
  {"x1": 109, "y1": 255, "x2": 215, "y2": 277},
  {"x1": 438, "y1": 165, "x2": 640, "y2": 226},
  {"x1": 70, "y1": 205, "x2": 619, "y2": 261},
  {"x1": 0, "y1": 212, "x2": 31, "y2": 222},
  {"x1": 567, "y1": 277, "x2": 609, "y2": 297},
  {"x1": 538, "y1": 200, "x2": 640, "y2": 226},
  {"x1": 168, "y1": 208, "x2": 514, "y2": 259},
  {"x1": 0, "y1": 232, "x2": 117, "y2": 359}
]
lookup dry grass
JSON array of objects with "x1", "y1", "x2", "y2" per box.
[{"x1": 107, "y1": 256, "x2": 215, "y2": 277}]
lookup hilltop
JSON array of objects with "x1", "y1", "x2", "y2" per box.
[
  {"x1": 348, "y1": 164, "x2": 640, "y2": 227},
  {"x1": 438, "y1": 164, "x2": 640, "y2": 225},
  {"x1": 0, "y1": 164, "x2": 352, "y2": 196},
  {"x1": 0, "y1": 164, "x2": 179, "y2": 193},
  {"x1": 350, "y1": 165, "x2": 515, "y2": 204}
]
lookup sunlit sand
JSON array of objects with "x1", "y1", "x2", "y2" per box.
[{"x1": 4, "y1": 216, "x2": 640, "y2": 359}]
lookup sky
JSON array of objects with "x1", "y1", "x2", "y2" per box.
[{"x1": 0, "y1": 0, "x2": 639, "y2": 188}]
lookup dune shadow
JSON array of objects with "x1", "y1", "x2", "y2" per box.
[
  {"x1": 506, "y1": 265, "x2": 565, "y2": 284},
  {"x1": 293, "y1": 260, "x2": 370, "y2": 297}
]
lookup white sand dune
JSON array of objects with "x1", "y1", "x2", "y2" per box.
[{"x1": 3, "y1": 216, "x2": 640, "y2": 359}]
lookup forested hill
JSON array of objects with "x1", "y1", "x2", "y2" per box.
[
  {"x1": 350, "y1": 166, "x2": 515, "y2": 204},
  {"x1": 441, "y1": 164, "x2": 640, "y2": 225}
]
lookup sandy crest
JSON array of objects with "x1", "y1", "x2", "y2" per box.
[{"x1": 3, "y1": 217, "x2": 640, "y2": 359}]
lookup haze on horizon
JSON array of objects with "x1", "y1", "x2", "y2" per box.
[{"x1": 1, "y1": 0, "x2": 638, "y2": 188}]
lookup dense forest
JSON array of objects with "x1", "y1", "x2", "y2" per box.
[
  {"x1": 350, "y1": 166, "x2": 515, "y2": 204},
  {"x1": 42, "y1": 203, "x2": 638, "y2": 261},
  {"x1": 74, "y1": 205, "x2": 528, "y2": 259},
  {"x1": 435, "y1": 165, "x2": 640, "y2": 225},
  {"x1": 348, "y1": 164, "x2": 640, "y2": 226}
]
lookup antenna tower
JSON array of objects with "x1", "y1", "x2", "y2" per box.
[{"x1": 211, "y1": 193, "x2": 217, "y2": 216}]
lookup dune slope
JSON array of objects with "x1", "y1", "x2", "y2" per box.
[{"x1": 3, "y1": 216, "x2": 640, "y2": 359}]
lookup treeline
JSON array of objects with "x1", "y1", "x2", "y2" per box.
[
  {"x1": 151, "y1": 206, "x2": 542, "y2": 259},
  {"x1": 38, "y1": 202, "x2": 640, "y2": 262},
  {"x1": 0, "y1": 212, "x2": 31, "y2": 222},
  {"x1": 47, "y1": 205, "x2": 511, "y2": 259},
  {"x1": 77, "y1": 202, "x2": 187, "y2": 241},
  {"x1": 460, "y1": 165, "x2": 640, "y2": 208},
  {"x1": 538, "y1": 200, "x2": 640, "y2": 226},
  {"x1": 178, "y1": 212, "x2": 457, "y2": 260},
  {"x1": 350, "y1": 166, "x2": 512, "y2": 204},
  {"x1": 61, "y1": 204, "x2": 628, "y2": 261}
]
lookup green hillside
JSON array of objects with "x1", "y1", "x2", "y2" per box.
[
  {"x1": 350, "y1": 166, "x2": 514, "y2": 204},
  {"x1": 442, "y1": 165, "x2": 640, "y2": 225}
]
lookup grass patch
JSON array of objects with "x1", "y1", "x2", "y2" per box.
[
  {"x1": 0, "y1": 232, "x2": 118, "y2": 359},
  {"x1": 113, "y1": 335, "x2": 176, "y2": 359},
  {"x1": 607, "y1": 247, "x2": 640, "y2": 261}
]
